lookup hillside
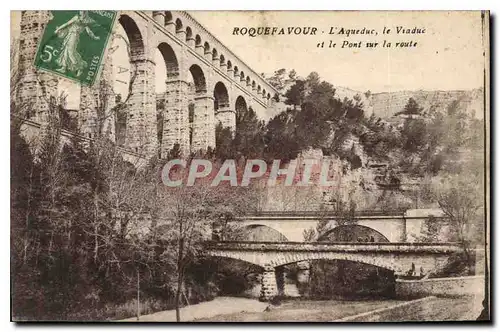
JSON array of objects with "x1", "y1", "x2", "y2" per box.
[
  {"x1": 369, "y1": 88, "x2": 484, "y2": 120},
  {"x1": 263, "y1": 69, "x2": 484, "y2": 122},
  {"x1": 330, "y1": 86, "x2": 483, "y2": 120}
]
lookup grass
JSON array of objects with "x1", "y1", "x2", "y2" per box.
[{"x1": 348, "y1": 296, "x2": 483, "y2": 322}]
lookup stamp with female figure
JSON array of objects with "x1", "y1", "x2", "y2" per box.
[{"x1": 34, "y1": 10, "x2": 117, "y2": 86}]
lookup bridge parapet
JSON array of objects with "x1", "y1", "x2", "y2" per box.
[
  {"x1": 205, "y1": 241, "x2": 463, "y2": 254},
  {"x1": 205, "y1": 241, "x2": 475, "y2": 301},
  {"x1": 144, "y1": 10, "x2": 278, "y2": 106},
  {"x1": 205, "y1": 240, "x2": 462, "y2": 280}
]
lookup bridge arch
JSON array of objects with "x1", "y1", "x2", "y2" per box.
[
  {"x1": 273, "y1": 255, "x2": 398, "y2": 271},
  {"x1": 239, "y1": 224, "x2": 289, "y2": 242},
  {"x1": 319, "y1": 224, "x2": 390, "y2": 243},
  {"x1": 205, "y1": 255, "x2": 264, "y2": 297},
  {"x1": 207, "y1": 250, "x2": 401, "y2": 272}
]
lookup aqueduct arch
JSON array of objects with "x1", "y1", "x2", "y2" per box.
[
  {"x1": 157, "y1": 42, "x2": 179, "y2": 79},
  {"x1": 156, "y1": 41, "x2": 180, "y2": 157},
  {"x1": 235, "y1": 95, "x2": 248, "y2": 128},
  {"x1": 80, "y1": 13, "x2": 147, "y2": 144},
  {"x1": 188, "y1": 64, "x2": 215, "y2": 153},
  {"x1": 213, "y1": 82, "x2": 234, "y2": 130},
  {"x1": 114, "y1": 14, "x2": 157, "y2": 154}
]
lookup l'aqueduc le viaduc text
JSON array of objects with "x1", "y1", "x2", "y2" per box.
[{"x1": 232, "y1": 25, "x2": 425, "y2": 49}]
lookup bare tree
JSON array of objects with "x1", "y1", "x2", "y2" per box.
[
  {"x1": 431, "y1": 174, "x2": 484, "y2": 270},
  {"x1": 155, "y1": 159, "x2": 260, "y2": 321}
]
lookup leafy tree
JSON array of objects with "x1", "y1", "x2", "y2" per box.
[
  {"x1": 401, "y1": 117, "x2": 428, "y2": 154},
  {"x1": 215, "y1": 123, "x2": 234, "y2": 160},
  {"x1": 284, "y1": 79, "x2": 306, "y2": 107},
  {"x1": 264, "y1": 109, "x2": 301, "y2": 162},
  {"x1": 267, "y1": 68, "x2": 287, "y2": 90},
  {"x1": 232, "y1": 107, "x2": 266, "y2": 159}
]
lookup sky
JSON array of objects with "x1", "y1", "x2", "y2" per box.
[
  {"x1": 189, "y1": 11, "x2": 485, "y2": 93},
  {"x1": 11, "y1": 11, "x2": 486, "y2": 108}
]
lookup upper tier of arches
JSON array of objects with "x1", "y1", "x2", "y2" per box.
[{"x1": 150, "y1": 11, "x2": 278, "y2": 103}]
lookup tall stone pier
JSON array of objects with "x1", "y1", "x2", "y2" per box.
[
  {"x1": 260, "y1": 265, "x2": 278, "y2": 301},
  {"x1": 16, "y1": 11, "x2": 59, "y2": 125}
]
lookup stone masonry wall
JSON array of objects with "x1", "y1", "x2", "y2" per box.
[{"x1": 395, "y1": 275, "x2": 485, "y2": 298}]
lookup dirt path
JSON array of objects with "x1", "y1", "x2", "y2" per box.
[{"x1": 119, "y1": 297, "x2": 268, "y2": 322}]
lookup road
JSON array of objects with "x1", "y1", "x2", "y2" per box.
[
  {"x1": 120, "y1": 295, "x2": 484, "y2": 322},
  {"x1": 120, "y1": 297, "x2": 268, "y2": 322}
]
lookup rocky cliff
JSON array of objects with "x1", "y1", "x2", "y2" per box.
[
  {"x1": 369, "y1": 88, "x2": 484, "y2": 120},
  {"x1": 330, "y1": 86, "x2": 484, "y2": 120}
]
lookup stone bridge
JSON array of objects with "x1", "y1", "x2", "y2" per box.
[
  {"x1": 205, "y1": 241, "x2": 462, "y2": 300},
  {"x1": 217, "y1": 209, "x2": 447, "y2": 243},
  {"x1": 15, "y1": 11, "x2": 279, "y2": 159}
]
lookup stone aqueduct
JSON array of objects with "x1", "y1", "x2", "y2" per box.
[{"x1": 15, "y1": 11, "x2": 279, "y2": 159}]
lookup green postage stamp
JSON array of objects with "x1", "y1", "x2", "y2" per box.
[{"x1": 34, "y1": 10, "x2": 117, "y2": 86}]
